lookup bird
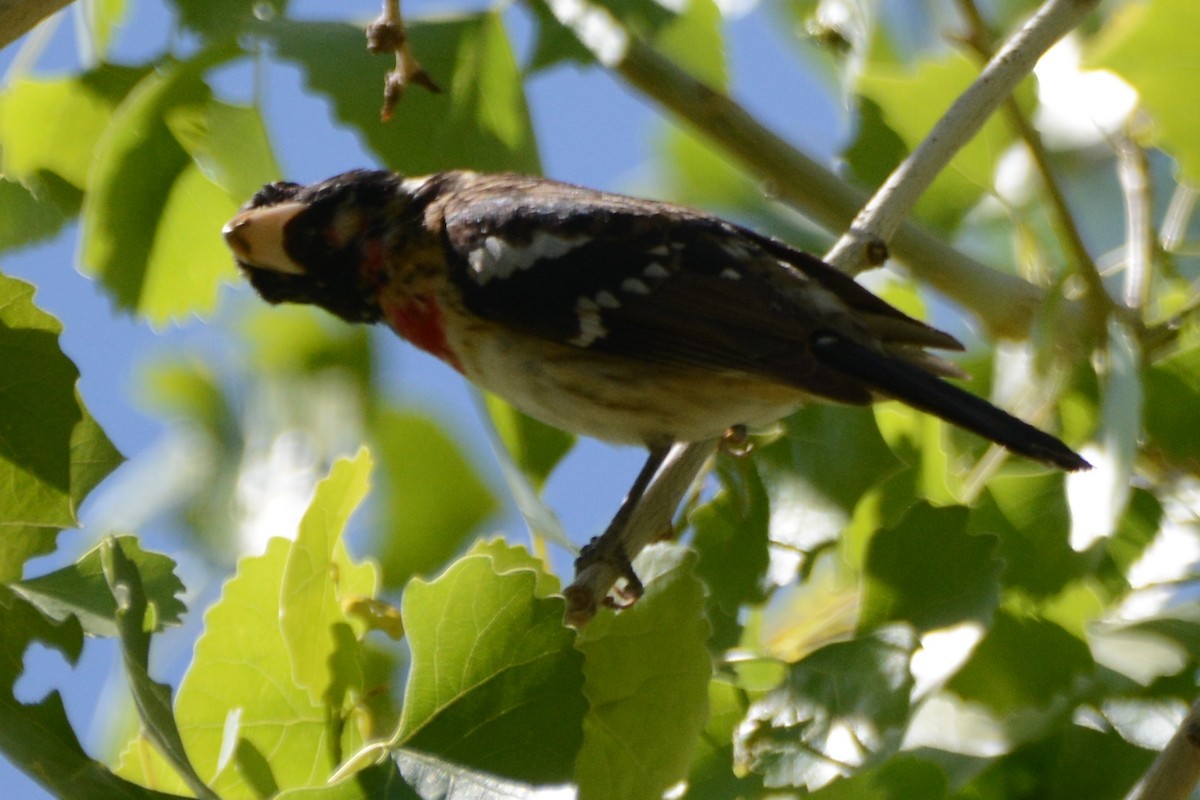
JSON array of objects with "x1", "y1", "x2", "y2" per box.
[{"x1": 224, "y1": 168, "x2": 1089, "y2": 596}]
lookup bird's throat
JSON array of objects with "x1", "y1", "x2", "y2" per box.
[{"x1": 384, "y1": 295, "x2": 463, "y2": 373}]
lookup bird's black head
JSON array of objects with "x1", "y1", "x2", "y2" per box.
[{"x1": 224, "y1": 169, "x2": 420, "y2": 324}]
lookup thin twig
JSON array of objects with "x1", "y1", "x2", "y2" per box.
[
  {"x1": 953, "y1": 0, "x2": 1111, "y2": 322},
  {"x1": 1115, "y1": 133, "x2": 1154, "y2": 311},
  {"x1": 1161, "y1": 183, "x2": 1198, "y2": 253},
  {"x1": 366, "y1": 0, "x2": 440, "y2": 122},
  {"x1": 824, "y1": 0, "x2": 1102, "y2": 271},
  {"x1": 1125, "y1": 698, "x2": 1200, "y2": 800}
]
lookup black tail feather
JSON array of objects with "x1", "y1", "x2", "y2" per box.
[{"x1": 811, "y1": 335, "x2": 1091, "y2": 471}]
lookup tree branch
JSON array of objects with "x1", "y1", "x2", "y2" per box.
[
  {"x1": 1125, "y1": 698, "x2": 1200, "y2": 800},
  {"x1": 556, "y1": 0, "x2": 1100, "y2": 622},
  {"x1": 0, "y1": 0, "x2": 71, "y2": 50}
]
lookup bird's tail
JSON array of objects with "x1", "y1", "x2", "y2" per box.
[{"x1": 811, "y1": 334, "x2": 1090, "y2": 471}]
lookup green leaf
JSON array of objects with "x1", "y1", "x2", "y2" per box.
[
  {"x1": 574, "y1": 544, "x2": 711, "y2": 800},
  {"x1": 466, "y1": 538, "x2": 561, "y2": 598},
  {"x1": 855, "y1": 52, "x2": 1020, "y2": 229},
  {"x1": 734, "y1": 627, "x2": 916, "y2": 791},
  {"x1": 843, "y1": 95, "x2": 909, "y2": 191},
  {"x1": 653, "y1": 0, "x2": 726, "y2": 88},
  {"x1": 79, "y1": 49, "x2": 243, "y2": 325},
  {"x1": 0, "y1": 178, "x2": 71, "y2": 253},
  {"x1": 116, "y1": 539, "x2": 348, "y2": 794},
  {"x1": 860, "y1": 503, "x2": 1001, "y2": 633},
  {"x1": 165, "y1": 99, "x2": 281, "y2": 199},
  {"x1": 0, "y1": 273, "x2": 123, "y2": 581},
  {"x1": 1090, "y1": 0, "x2": 1200, "y2": 183},
  {"x1": 1141, "y1": 343, "x2": 1200, "y2": 469},
  {"x1": 0, "y1": 587, "x2": 186, "y2": 799},
  {"x1": 267, "y1": 13, "x2": 541, "y2": 175},
  {"x1": 758, "y1": 405, "x2": 904, "y2": 552},
  {"x1": 168, "y1": 0, "x2": 287, "y2": 39},
  {"x1": 1067, "y1": 319, "x2": 1140, "y2": 549},
  {"x1": 10, "y1": 534, "x2": 186, "y2": 637},
  {"x1": 959, "y1": 723, "x2": 1152, "y2": 800},
  {"x1": 809, "y1": 755, "x2": 947, "y2": 800},
  {"x1": 396, "y1": 552, "x2": 585, "y2": 783},
  {"x1": 947, "y1": 610, "x2": 1093, "y2": 715},
  {"x1": 102, "y1": 538, "x2": 218, "y2": 800},
  {"x1": 690, "y1": 455, "x2": 770, "y2": 647},
  {"x1": 685, "y1": 678, "x2": 762, "y2": 798},
  {"x1": 969, "y1": 472, "x2": 1080, "y2": 598},
  {"x1": 281, "y1": 448, "x2": 378, "y2": 704},
  {"x1": 0, "y1": 65, "x2": 148, "y2": 189},
  {"x1": 374, "y1": 408, "x2": 497, "y2": 588},
  {"x1": 393, "y1": 749, "x2": 548, "y2": 799},
  {"x1": 483, "y1": 392, "x2": 574, "y2": 493}
]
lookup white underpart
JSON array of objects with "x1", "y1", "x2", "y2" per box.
[
  {"x1": 468, "y1": 230, "x2": 587, "y2": 283},
  {"x1": 595, "y1": 290, "x2": 620, "y2": 308},
  {"x1": 570, "y1": 296, "x2": 608, "y2": 346},
  {"x1": 621, "y1": 278, "x2": 651, "y2": 295},
  {"x1": 719, "y1": 267, "x2": 742, "y2": 280}
]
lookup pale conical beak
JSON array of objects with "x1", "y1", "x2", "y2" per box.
[{"x1": 223, "y1": 202, "x2": 308, "y2": 275}]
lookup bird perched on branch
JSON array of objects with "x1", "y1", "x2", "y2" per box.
[{"x1": 225, "y1": 169, "x2": 1089, "y2": 597}]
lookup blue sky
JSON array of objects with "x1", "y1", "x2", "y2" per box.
[{"x1": 0, "y1": 0, "x2": 845, "y2": 795}]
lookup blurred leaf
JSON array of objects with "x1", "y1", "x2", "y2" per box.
[
  {"x1": 102, "y1": 538, "x2": 217, "y2": 800},
  {"x1": 958, "y1": 723, "x2": 1152, "y2": 800},
  {"x1": 79, "y1": 48, "x2": 244, "y2": 325},
  {"x1": 524, "y1": 0, "x2": 595, "y2": 72},
  {"x1": 575, "y1": 545, "x2": 710, "y2": 800},
  {"x1": 242, "y1": 304, "x2": 373, "y2": 385},
  {"x1": 483, "y1": 393, "x2": 573, "y2": 492},
  {"x1": 654, "y1": 0, "x2": 726, "y2": 88},
  {"x1": 809, "y1": 755, "x2": 947, "y2": 799},
  {"x1": 686, "y1": 678, "x2": 762, "y2": 799},
  {"x1": 856, "y1": 52, "x2": 1020, "y2": 229},
  {"x1": 281, "y1": 449, "x2": 378, "y2": 704},
  {"x1": 168, "y1": 0, "x2": 287, "y2": 39},
  {"x1": 116, "y1": 538, "x2": 349, "y2": 795},
  {"x1": 734, "y1": 627, "x2": 916, "y2": 790},
  {"x1": 165, "y1": 100, "x2": 281, "y2": 199},
  {"x1": 396, "y1": 552, "x2": 585, "y2": 783},
  {"x1": 139, "y1": 357, "x2": 233, "y2": 437},
  {"x1": 10, "y1": 535, "x2": 186, "y2": 637},
  {"x1": 0, "y1": 587, "x2": 185, "y2": 799},
  {"x1": 843, "y1": 95, "x2": 909, "y2": 191},
  {"x1": 0, "y1": 274, "x2": 123, "y2": 581},
  {"x1": 393, "y1": 748, "x2": 550, "y2": 799},
  {"x1": 758, "y1": 405, "x2": 904, "y2": 552},
  {"x1": 1141, "y1": 343, "x2": 1200, "y2": 470},
  {"x1": 84, "y1": 0, "x2": 130, "y2": 59},
  {"x1": 660, "y1": 125, "x2": 826, "y2": 250},
  {"x1": 0, "y1": 178, "x2": 71, "y2": 253},
  {"x1": 947, "y1": 611, "x2": 1093, "y2": 715},
  {"x1": 1067, "y1": 319, "x2": 1140, "y2": 549},
  {"x1": 374, "y1": 408, "x2": 497, "y2": 588},
  {"x1": 861, "y1": 503, "x2": 1001, "y2": 633},
  {"x1": 969, "y1": 472, "x2": 1080, "y2": 598},
  {"x1": 267, "y1": 14, "x2": 541, "y2": 175},
  {"x1": 691, "y1": 454, "x2": 770, "y2": 648},
  {"x1": 0, "y1": 64, "x2": 148, "y2": 188},
  {"x1": 1090, "y1": 0, "x2": 1200, "y2": 182}
]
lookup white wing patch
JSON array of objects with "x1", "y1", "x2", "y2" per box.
[
  {"x1": 569, "y1": 296, "x2": 608, "y2": 346},
  {"x1": 467, "y1": 230, "x2": 588, "y2": 283}
]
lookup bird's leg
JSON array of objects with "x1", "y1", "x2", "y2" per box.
[{"x1": 574, "y1": 446, "x2": 671, "y2": 605}]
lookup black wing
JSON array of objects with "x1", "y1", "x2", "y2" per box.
[{"x1": 436, "y1": 173, "x2": 959, "y2": 406}]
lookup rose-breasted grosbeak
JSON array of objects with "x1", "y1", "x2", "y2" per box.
[{"x1": 224, "y1": 169, "x2": 1089, "y2": 587}]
